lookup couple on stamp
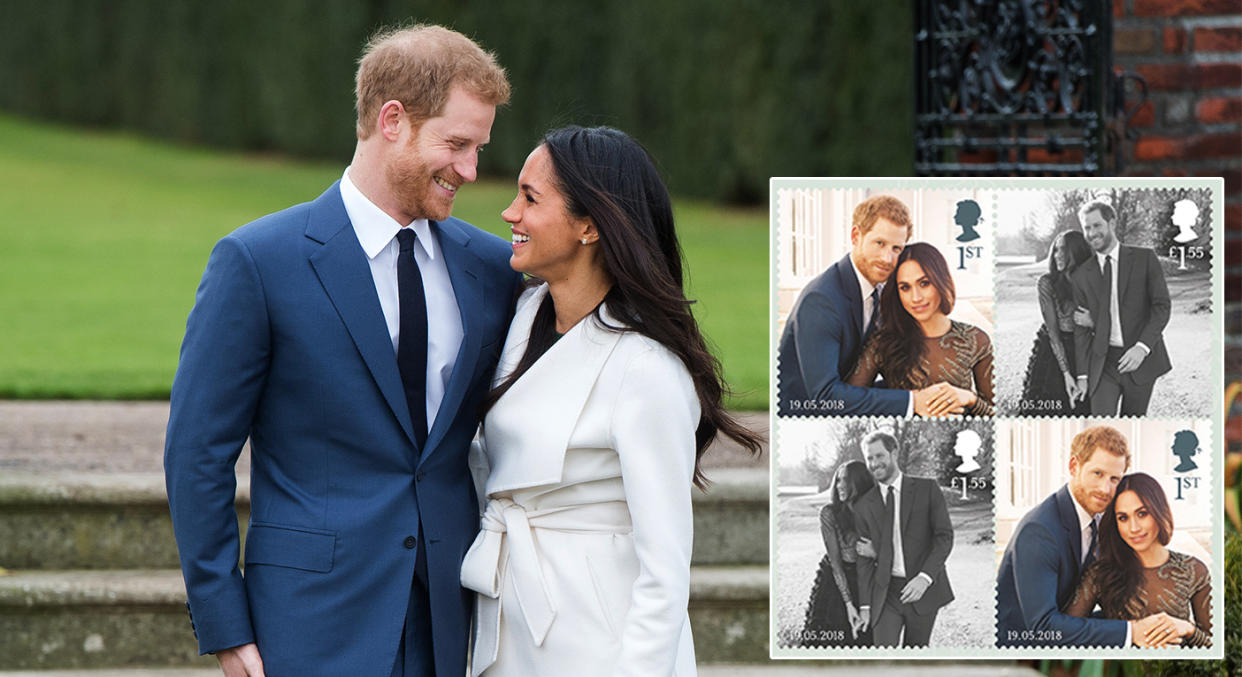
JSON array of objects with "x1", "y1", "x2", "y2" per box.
[{"x1": 777, "y1": 194, "x2": 993, "y2": 418}]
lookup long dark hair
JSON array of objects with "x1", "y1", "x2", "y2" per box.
[
  {"x1": 1093, "y1": 473, "x2": 1174, "y2": 618},
  {"x1": 868, "y1": 242, "x2": 956, "y2": 382},
  {"x1": 825, "y1": 460, "x2": 875, "y2": 530},
  {"x1": 482, "y1": 126, "x2": 761, "y2": 488},
  {"x1": 1047, "y1": 230, "x2": 1092, "y2": 301}
]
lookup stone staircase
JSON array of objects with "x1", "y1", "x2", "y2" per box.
[{"x1": 0, "y1": 403, "x2": 773, "y2": 673}]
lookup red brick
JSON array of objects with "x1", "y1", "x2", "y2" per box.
[
  {"x1": 1226, "y1": 235, "x2": 1242, "y2": 266},
  {"x1": 1163, "y1": 167, "x2": 1192, "y2": 177},
  {"x1": 1164, "y1": 27, "x2": 1188, "y2": 53},
  {"x1": 1135, "y1": 135, "x2": 1187, "y2": 160},
  {"x1": 1027, "y1": 147, "x2": 1086, "y2": 164},
  {"x1": 1227, "y1": 203, "x2": 1242, "y2": 231},
  {"x1": 1197, "y1": 96, "x2": 1242, "y2": 123},
  {"x1": 1228, "y1": 274, "x2": 1242, "y2": 302},
  {"x1": 1137, "y1": 63, "x2": 1195, "y2": 90},
  {"x1": 1135, "y1": 0, "x2": 1241, "y2": 16},
  {"x1": 1117, "y1": 28, "x2": 1159, "y2": 54},
  {"x1": 1186, "y1": 133, "x2": 1242, "y2": 159},
  {"x1": 1131, "y1": 100, "x2": 1157, "y2": 127},
  {"x1": 1194, "y1": 26, "x2": 1242, "y2": 51},
  {"x1": 1115, "y1": 1, "x2": 1125, "y2": 18},
  {"x1": 1197, "y1": 62, "x2": 1242, "y2": 89},
  {"x1": 957, "y1": 149, "x2": 998, "y2": 165}
]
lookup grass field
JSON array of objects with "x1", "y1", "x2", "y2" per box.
[{"x1": 0, "y1": 113, "x2": 768, "y2": 408}]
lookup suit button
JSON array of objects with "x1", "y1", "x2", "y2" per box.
[
  {"x1": 416, "y1": 471, "x2": 425, "y2": 482},
  {"x1": 404, "y1": 536, "x2": 417, "y2": 549}
]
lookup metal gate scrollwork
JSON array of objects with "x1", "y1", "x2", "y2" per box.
[{"x1": 915, "y1": 0, "x2": 1145, "y2": 176}]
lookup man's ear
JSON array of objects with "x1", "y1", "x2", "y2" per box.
[
  {"x1": 850, "y1": 225, "x2": 860, "y2": 248},
  {"x1": 378, "y1": 100, "x2": 406, "y2": 142}
]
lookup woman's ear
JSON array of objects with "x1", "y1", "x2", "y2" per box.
[{"x1": 578, "y1": 218, "x2": 599, "y2": 245}]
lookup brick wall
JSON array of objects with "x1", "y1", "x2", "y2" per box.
[{"x1": 1112, "y1": 0, "x2": 1242, "y2": 386}]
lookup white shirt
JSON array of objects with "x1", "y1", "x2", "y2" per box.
[
  {"x1": 339, "y1": 168, "x2": 464, "y2": 431},
  {"x1": 849, "y1": 255, "x2": 912, "y2": 416}
]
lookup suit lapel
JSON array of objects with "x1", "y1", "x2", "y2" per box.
[
  {"x1": 1056, "y1": 486, "x2": 1084, "y2": 576},
  {"x1": 835, "y1": 255, "x2": 865, "y2": 339},
  {"x1": 305, "y1": 183, "x2": 416, "y2": 448},
  {"x1": 1117, "y1": 245, "x2": 1134, "y2": 316},
  {"x1": 420, "y1": 219, "x2": 483, "y2": 462},
  {"x1": 899, "y1": 476, "x2": 914, "y2": 570}
]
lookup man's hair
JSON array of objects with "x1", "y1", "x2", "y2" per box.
[
  {"x1": 853, "y1": 195, "x2": 913, "y2": 239},
  {"x1": 1070, "y1": 425, "x2": 1131, "y2": 469},
  {"x1": 1077, "y1": 199, "x2": 1116, "y2": 225},
  {"x1": 862, "y1": 430, "x2": 899, "y2": 454},
  {"x1": 354, "y1": 24, "x2": 510, "y2": 139}
]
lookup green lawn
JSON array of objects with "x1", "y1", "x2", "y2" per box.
[{"x1": 0, "y1": 113, "x2": 768, "y2": 409}]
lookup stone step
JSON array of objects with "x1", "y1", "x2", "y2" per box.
[
  {"x1": 0, "y1": 566, "x2": 770, "y2": 670},
  {"x1": 0, "y1": 469, "x2": 768, "y2": 570}
]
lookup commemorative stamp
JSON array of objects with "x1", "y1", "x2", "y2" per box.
[
  {"x1": 772, "y1": 417, "x2": 996, "y2": 652},
  {"x1": 774, "y1": 187, "x2": 996, "y2": 418},
  {"x1": 992, "y1": 187, "x2": 1215, "y2": 418},
  {"x1": 768, "y1": 177, "x2": 1224, "y2": 659}
]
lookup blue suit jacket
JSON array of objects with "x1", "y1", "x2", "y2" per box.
[
  {"x1": 165, "y1": 182, "x2": 522, "y2": 676},
  {"x1": 995, "y1": 485, "x2": 1128, "y2": 647},
  {"x1": 777, "y1": 254, "x2": 907, "y2": 416}
]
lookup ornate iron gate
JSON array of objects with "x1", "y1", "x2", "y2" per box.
[{"x1": 914, "y1": 0, "x2": 1145, "y2": 175}]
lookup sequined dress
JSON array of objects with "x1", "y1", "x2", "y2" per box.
[
  {"x1": 846, "y1": 320, "x2": 994, "y2": 416},
  {"x1": 1017, "y1": 274, "x2": 1088, "y2": 415},
  {"x1": 1064, "y1": 550, "x2": 1212, "y2": 647}
]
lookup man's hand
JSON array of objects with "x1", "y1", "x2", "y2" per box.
[
  {"x1": 899, "y1": 575, "x2": 931, "y2": 604},
  {"x1": 216, "y1": 643, "x2": 265, "y2": 677},
  {"x1": 855, "y1": 537, "x2": 876, "y2": 559},
  {"x1": 1073, "y1": 306, "x2": 1093, "y2": 328},
  {"x1": 1117, "y1": 345, "x2": 1147, "y2": 374},
  {"x1": 1132, "y1": 613, "x2": 1183, "y2": 648},
  {"x1": 858, "y1": 607, "x2": 870, "y2": 631}
]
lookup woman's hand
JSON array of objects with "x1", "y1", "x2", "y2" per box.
[
  {"x1": 855, "y1": 537, "x2": 876, "y2": 559},
  {"x1": 845, "y1": 602, "x2": 860, "y2": 639},
  {"x1": 1073, "y1": 306, "x2": 1093, "y2": 328},
  {"x1": 1062, "y1": 372, "x2": 1079, "y2": 402},
  {"x1": 923, "y1": 382, "x2": 976, "y2": 417}
]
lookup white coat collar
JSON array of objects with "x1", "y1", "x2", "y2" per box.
[{"x1": 483, "y1": 283, "x2": 625, "y2": 493}]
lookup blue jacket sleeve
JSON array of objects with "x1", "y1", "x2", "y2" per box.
[
  {"x1": 1010, "y1": 521, "x2": 1128, "y2": 647},
  {"x1": 790, "y1": 288, "x2": 908, "y2": 415},
  {"x1": 164, "y1": 235, "x2": 270, "y2": 654}
]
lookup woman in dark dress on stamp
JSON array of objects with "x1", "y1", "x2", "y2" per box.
[
  {"x1": 801, "y1": 460, "x2": 875, "y2": 647},
  {"x1": 1017, "y1": 230, "x2": 1093, "y2": 416},
  {"x1": 1065, "y1": 473, "x2": 1212, "y2": 647},
  {"x1": 847, "y1": 242, "x2": 994, "y2": 416}
]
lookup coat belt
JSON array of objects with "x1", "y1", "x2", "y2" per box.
[{"x1": 460, "y1": 497, "x2": 631, "y2": 676}]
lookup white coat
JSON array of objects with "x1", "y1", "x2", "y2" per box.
[{"x1": 461, "y1": 283, "x2": 699, "y2": 677}]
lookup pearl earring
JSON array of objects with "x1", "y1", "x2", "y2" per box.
[{"x1": 581, "y1": 238, "x2": 589, "y2": 244}]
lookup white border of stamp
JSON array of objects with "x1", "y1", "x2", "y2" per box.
[{"x1": 768, "y1": 177, "x2": 1225, "y2": 659}]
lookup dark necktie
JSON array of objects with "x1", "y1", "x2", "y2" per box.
[
  {"x1": 1100, "y1": 255, "x2": 1112, "y2": 339},
  {"x1": 865, "y1": 286, "x2": 881, "y2": 336},
  {"x1": 1084, "y1": 518, "x2": 1098, "y2": 568},
  {"x1": 396, "y1": 229, "x2": 428, "y2": 449},
  {"x1": 884, "y1": 484, "x2": 896, "y2": 539}
]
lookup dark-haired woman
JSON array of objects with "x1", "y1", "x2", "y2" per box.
[
  {"x1": 1065, "y1": 473, "x2": 1212, "y2": 647},
  {"x1": 846, "y1": 242, "x2": 994, "y2": 416},
  {"x1": 801, "y1": 461, "x2": 875, "y2": 647},
  {"x1": 459, "y1": 126, "x2": 762, "y2": 676},
  {"x1": 1017, "y1": 230, "x2": 1094, "y2": 416}
]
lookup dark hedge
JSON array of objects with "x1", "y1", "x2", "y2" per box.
[{"x1": 0, "y1": 0, "x2": 912, "y2": 203}]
